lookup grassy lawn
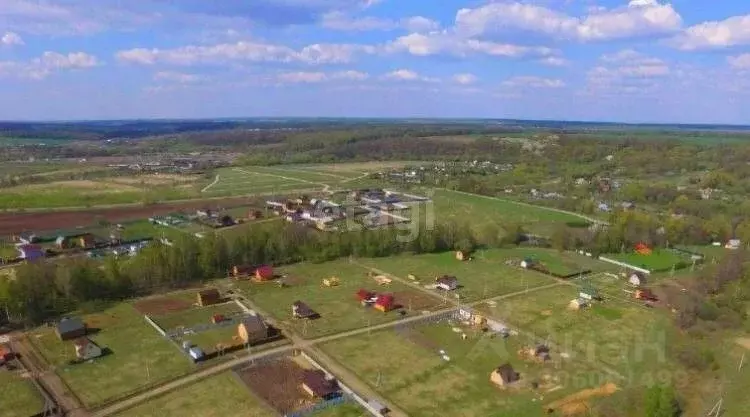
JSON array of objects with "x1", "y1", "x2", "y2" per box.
[
  {"x1": 358, "y1": 249, "x2": 558, "y2": 302},
  {"x1": 231, "y1": 259, "x2": 441, "y2": 339},
  {"x1": 114, "y1": 371, "x2": 275, "y2": 417},
  {"x1": 607, "y1": 249, "x2": 688, "y2": 272},
  {"x1": 321, "y1": 323, "x2": 608, "y2": 417},
  {"x1": 0, "y1": 242, "x2": 17, "y2": 259},
  {"x1": 0, "y1": 369, "x2": 46, "y2": 417},
  {"x1": 492, "y1": 247, "x2": 608, "y2": 276},
  {"x1": 430, "y1": 188, "x2": 590, "y2": 235},
  {"x1": 479, "y1": 285, "x2": 677, "y2": 376},
  {"x1": 28, "y1": 303, "x2": 193, "y2": 408},
  {"x1": 187, "y1": 326, "x2": 241, "y2": 352},
  {"x1": 153, "y1": 302, "x2": 244, "y2": 331}
]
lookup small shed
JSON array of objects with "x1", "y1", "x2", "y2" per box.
[
  {"x1": 628, "y1": 272, "x2": 646, "y2": 287},
  {"x1": 237, "y1": 315, "x2": 269, "y2": 344},
  {"x1": 0, "y1": 343, "x2": 14, "y2": 365},
  {"x1": 455, "y1": 250, "x2": 471, "y2": 261},
  {"x1": 374, "y1": 294, "x2": 395, "y2": 312},
  {"x1": 569, "y1": 298, "x2": 589, "y2": 310},
  {"x1": 520, "y1": 258, "x2": 534, "y2": 269},
  {"x1": 490, "y1": 363, "x2": 520, "y2": 387},
  {"x1": 292, "y1": 301, "x2": 319, "y2": 319},
  {"x1": 197, "y1": 288, "x2": 221, "y2": 306},
  {"x1": 436, "y1": 275, "x2": 458, "y2": 291},
  {"x1": 188, "y1": 346, "x2": 205, "y2": 362},
  {"x1": 254, "y1": 265, "x2": 274, "y2": 282},
  {"x1": 534, "y1": 344, "x2": 551, "y2": 361},
  {"x1": 17, "y1": 244, "x2": 45, "y2": 261},
  {"x1": 301, "y1": 370, "x2": 341, "y2": 400},
  {"x1": 232, "y1": 265, "x2": 254, "y2": 279},
  {"x1": 356, "y1": 289, "x2": 375, "y2": 302},
  {"x1": 56, "y1": 317, "x2": 86, "y2": 341},
  {"x1": 73, "y1": 338, "x2": 102, "y2": 361}
]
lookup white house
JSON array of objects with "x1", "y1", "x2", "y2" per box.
[
  {"x1": 436, "y1": 276, "x2": 458, "y2": 291},
  {"x1": 628, "y1": 273, "x2": 645, "y2": 287},
  {"x1": 725, "y1": 239, "x2": 741, "y2": 250},
  {"x1": 74, "y1": 338, "x2": 102, "y2": 361}
]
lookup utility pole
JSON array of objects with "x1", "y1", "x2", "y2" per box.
[
  {"x1": 739, "y1": 352, "x2": 745, "y2": 372},
  {"x1": 707, "y1": 398, "x2": 723, "y2": 417}
]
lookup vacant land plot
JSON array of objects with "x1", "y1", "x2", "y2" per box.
[
  {"x1": 28, "y1": 303, "x2": 193, "y2": 408},
  {"x1": 480, "y1": 285, "x2": 677, "y2": 376},
  {"x1": 203, "y1": 167, "x2": 321, "y2": 197},
  {"x1": 358, "y1": 249, "x2": 557, "y2": 302},
  {"x1": 608, "y1": 249, "x2": 688, "y2": 272},
  {"x1": 232, "y1": 260, "x2": 441, "y2": 338},
  {"x1": 152, "y1": 302, "x2": 243, "y2": 331},
  {"x1": 132, "y1": 290, "x2": 196, "y2": 316},
  {"x1": 494, "y1": 247, "x2": 607, "y2": 277},
  {"x1": 431, "y1": 189, "x2": 591, "y2": 235},
  {"x1": 321, "y1": 323, "x2": 609, "y2": 417},
  {"x1": 236, "y1": 357, "x2": 317, "y2": 414},
  {"x1": 0, "y1": 369, "x2": 46, "y2": 417},
  {"x1": 115, "y1": 371, "x2": 275, "y2": 417}
]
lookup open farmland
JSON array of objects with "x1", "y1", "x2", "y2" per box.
[
  {"x1": 0, "y1": 196, "x2": 255, "y2": 235},
  {"x1": 479, "y1": 285, "x2": 678, "y2": 377},
  {"x1": 0, "y1": 369, "x2": 46, "y2": 417},
  {"x1": 27, "y1": 303, "x2": 193, "y2": 408},
  {"x1": 430, "y1": 189, "x2": 593, "y2": 235},
  {"x1": 232, "y1": 259, "x2": 442, "y2": 338},
  {"x1": 357, "y1": 249, "x2": 559, "y2": 302},
  {"x1": 321, "y1": 322, "x2": 610, "y2": 417},
  {"x1": 114, "y1": 371, "x2": 276, "y2": 417}
]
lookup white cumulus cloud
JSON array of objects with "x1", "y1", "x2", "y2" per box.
[
  {"x1": 728, "y1": 54, "x2": 750, "y2": 70},
  {"x1": 388, "y1": 32, "x2": 556, "y2": 59},
  {"x1": 116, "y1": 41, "x2": 375, "y2": 66},
  {"x1": 453, "y1": 73, "x2": 477, "y2": 85},
  {"x1": 1, "y1": 31, "x2": 24, "y2": 46},
  {"x1": 0, "y1": 50, "x2": 99, "y2": 79},
  {"x1": 454, "y1": 1, "x2": 682, "y2": 42},
  {"x1": 502, "y1": 76, "x2": 565, "y2": 88},
  {"x1": 671, "y1": 14, "x2": 750, "y2": 50}
]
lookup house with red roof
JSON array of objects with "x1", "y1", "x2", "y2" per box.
[{"x1": 374, "y1": 294, "x2": 395, "y2": 312}]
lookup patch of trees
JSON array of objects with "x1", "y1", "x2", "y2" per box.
[{"x1": 0, "y1": 219, "x2": 495, "y2": 325}]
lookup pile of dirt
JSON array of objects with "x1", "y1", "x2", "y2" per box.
[{"x1": 545, "y1": 382, "x2": 618, "y2": 416}]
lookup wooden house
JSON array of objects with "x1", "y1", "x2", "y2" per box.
[
  {"x1": 73, "y1": 338, "x2": 102, "y2": 361},
  {"x1": 374, "y1": 294, "x2": 395, "y2": 312},
  {"x1": 253, "y1": 265, "x2": 274, "y2": 282},
  {"x1": 0, "y1": 343, "x2": 14, "y2": 365},
  {"x1": 231, "y1": 265, "x2": 254, "y2": 279},
  {"x1": 301, "y1": 370, "x2": 341, "y2": 400},
  {"x1": 237, "y1": 315, "x2": 269, "y2": 345},
  {"x1": 56, "y1": 317, "x2": 86, "y2": 341},
  {"x1": 490, "y1": 363, "x2": 520, "y2": 387},
  {"x1": 197, "y1": 288, "x2": 221, "y2": 306},
  {"x1": 292, "y1": 301, "x2": 319, "y2": 319}
]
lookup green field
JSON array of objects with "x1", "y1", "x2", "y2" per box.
[
  {"x1": 28, "y1": 303, "x2": 193, "y2": 408},
  {"x1": 607, "y1": 249, "x2": 688, "y2": 272},
  {"x1": 153, "y1": 302, "x2": 244, "y2": 331},
  {"x1": 358, "y1": 249, "x2": 558, "y2": 302},
  {"x1": 0, "y1": 242, "x2": 17, "y2": 259},
  {"x1": 114, "y1": 371, "x2": 275, "y2": 417},
  {"x1": 479, "y1": 285, "x2": 677, "y2": 376},
  {"x1": 430, "y1": 189, "x2": 592, "y2": 235},
  {"x1": 203, "y1": 167, "x2": 324, "y2": 197},
  {"x1": 231, "y1": 259, "x2": 442, "y2": 339},
  {"x1": 0, "y1": 370, "x2": 46, "y2": 417},
  {"x1": 321, "y1": 323, "x2": 608, "y2": 417},
  {"x1": 496, "y1": 247, "x2": 607, "y2": 277}
]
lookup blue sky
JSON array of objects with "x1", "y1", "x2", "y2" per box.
[{"x1": 1, "y1": 0, "x2": 750, "y2": 123}]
